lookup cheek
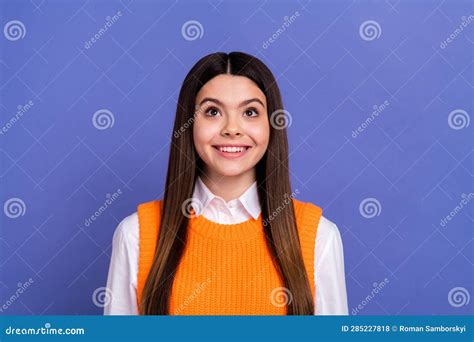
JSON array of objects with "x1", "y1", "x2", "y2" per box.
[
  {"x1": 193, "y1": 119, "x2": 219, "y2": 154},
  {"x1": 246, "y1": 121, "x2": 270, "y2": 149},
  {"x1": 192, "y1": 123, "x2": 204, "y2": 146},
  {"x1": 193, "y1": 119, "x2": 209, "y2": 145}
]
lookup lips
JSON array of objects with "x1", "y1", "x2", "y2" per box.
[
  {"x1": 212, "y1": 145, "x2": 252, "y2": 158},
  {"x1": 212, "y1": 145, "x2": 251, "y2": 153}
]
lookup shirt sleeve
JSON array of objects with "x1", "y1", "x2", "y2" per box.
[
  {"x1": 314, "y1": 218, "x2": 349, "y2": 315},
  {"x1": 103, "y1": 214, "x2": 139, "y2": 315}
]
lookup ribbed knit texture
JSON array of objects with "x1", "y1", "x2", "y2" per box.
[{"x1": 136, "y1": 199, "x2": 322, "y2": 315}]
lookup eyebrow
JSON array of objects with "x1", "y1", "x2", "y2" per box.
[{"x1": 198, "y1": 97, "x2": 266, "y2": 109}]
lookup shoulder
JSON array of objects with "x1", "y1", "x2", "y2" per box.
[
  {"x1": 137, "y1": 199, "x2": 163, "y2": 213},
  {"x1": 315, "y1": 215, "x2": 345, "y2": 262},
  {"x1": 292, "y1": 199, "x2": 322, "y2": 218},
  {"x1": 114, "y1": 196, "x2": 164, "y2": 243},
  {"x1": 112, "y1": 211, "x2": 139, "y2": 247},
  {"x1": 293, "y1": 199, "x2": 342, "y2": 241},
  {"x1": 292, "y1": 198, "x2": 321, "y2": 210},
  {"x1": 318, "y1": 215, "x2": 341, "y2": 242},
  {"x1": 114, "y1": 199, "x2": 162, "y2": 244}
]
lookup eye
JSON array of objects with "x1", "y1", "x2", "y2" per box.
[
  {"x1": 205, "y1": 107, "x2": 221, "y2": 117},
  {"x1": 244, "y1": 108, "x2": 259, "y2": 117}
]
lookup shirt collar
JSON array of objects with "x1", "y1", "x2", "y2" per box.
[{"x1": 192, "y1": 176, "x2": 261, "y2": 219}]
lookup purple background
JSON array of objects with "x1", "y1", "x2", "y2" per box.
[{"x1": 0, "y1": 0, "x2": 472, "y2": 315}]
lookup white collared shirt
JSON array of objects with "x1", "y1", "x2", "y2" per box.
[{"x1": 104, "y1": 177, "x2": 349, "y2": 315}]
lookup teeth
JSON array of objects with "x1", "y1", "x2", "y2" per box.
[{"x1": 218, "y1": 146, "x2": 246, "y2": 153}]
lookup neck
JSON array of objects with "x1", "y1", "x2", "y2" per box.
[{"x1": 200, "y1": 168, "x2": 256, "y2": 202}]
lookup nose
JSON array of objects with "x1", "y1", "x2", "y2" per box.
[{"x1": 221, "y1": 116, "x2": 242, "y2": 137}]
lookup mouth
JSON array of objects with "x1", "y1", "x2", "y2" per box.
[{"x1": 212, "y1": 145, "x2": 252, "y2": 159}]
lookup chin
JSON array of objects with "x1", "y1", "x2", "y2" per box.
[{"x1": 214, "y1": 166, "x2": 249, "y2": 178}]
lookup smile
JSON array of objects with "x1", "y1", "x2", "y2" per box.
[{"x1": 212, "y1": 145, "x2": 251, "y2": 158}]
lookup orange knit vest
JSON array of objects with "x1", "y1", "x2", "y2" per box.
[{"x1": 136, "y1": 199, "x2": 322, "y2": 315}]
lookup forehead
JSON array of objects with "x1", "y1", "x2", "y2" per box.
[{"x1": 196, "y1": 74, "x2": 266, "y2": 106}]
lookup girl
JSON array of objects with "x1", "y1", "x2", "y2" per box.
[{"x1": 104, "y1": 52, "x2": 348, "y2": 315}]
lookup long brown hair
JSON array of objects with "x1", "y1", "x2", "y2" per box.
[{"x1": 140, "y1": 52, "x2": 314, "y2": 315}]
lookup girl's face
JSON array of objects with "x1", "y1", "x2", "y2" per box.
[{"x1": 193, "y1": 74, "x2": 270, "y2": 178}]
